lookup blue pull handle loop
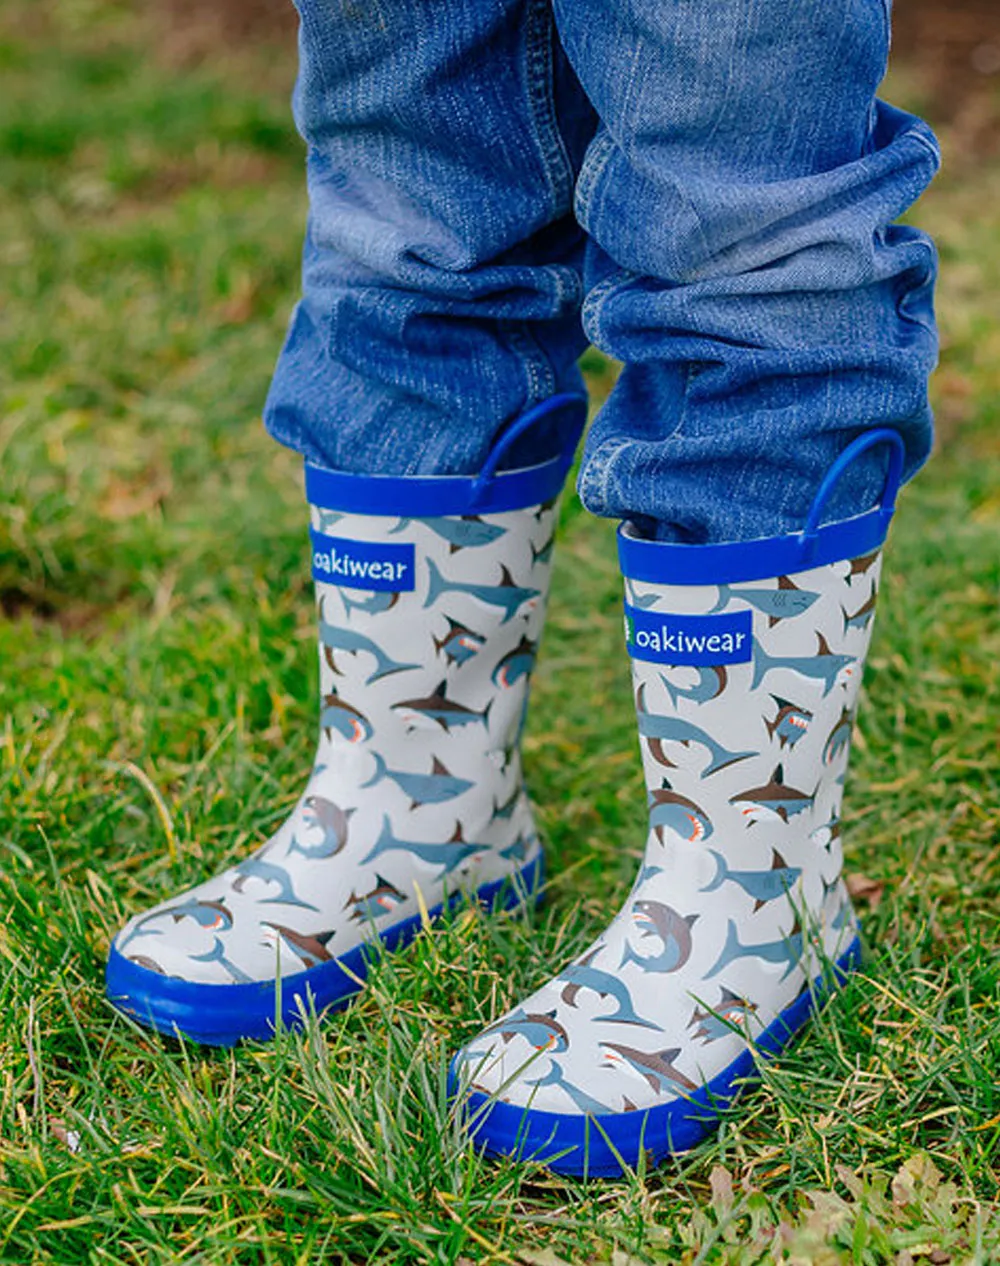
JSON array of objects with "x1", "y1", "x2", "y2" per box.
[
  {"x1": 798, "y1": 428, "x2": 905, "y2": 565},
  {"x1": 471, "y1": 393, "x2": 587, "y2": 508}
]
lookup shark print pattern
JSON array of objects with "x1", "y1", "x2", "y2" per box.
[
  {"x1": 109, "y1": 490, "x2": 560, "y2": 1008},
  {"x1": 453, "y1": 545, "x2": 880, "y2": 1128}
]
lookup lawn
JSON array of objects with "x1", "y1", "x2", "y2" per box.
[{"x1": 1, "y1": 2, "x2": 998, "y2": 1261}]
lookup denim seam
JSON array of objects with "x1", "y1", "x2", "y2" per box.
[
  {"x1": 578, "y1": 436, "x2": 631, "y2": 512},
  {"x1": 574, "y1": 128, "x2": 615, "y2": 233},
  {"x1": 524, "y1": 0, "x2": 576, "y2": 217},
  {"x1": 579, "y1": 269, "x2": 626, "y2": 350},
  {"x1": 501, "y1": 321, "x2": 556, "y2": 405}
]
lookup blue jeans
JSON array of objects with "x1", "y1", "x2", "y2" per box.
[{"x1": 264, "y1": 0, "x2": 940, "y2": 543}]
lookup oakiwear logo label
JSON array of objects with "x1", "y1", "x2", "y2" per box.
[
  {"x1": 310, "y1": 529, "x2": 415, "y2": 592},
  {"x1": 624, "y1": 602, "x2": 752, "y2": 666}
]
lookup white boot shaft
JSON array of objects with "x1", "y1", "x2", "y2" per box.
[
  {"x1": 455, "y1": 429, "x2": 904, "y2": 1174},
  {"x1": 106, "y1": 396, "x2": 586, "y2": 1042}
]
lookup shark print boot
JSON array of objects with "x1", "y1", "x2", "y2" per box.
[
  {"x1": 106, "y1": 395, "x2": 586, "y2": 1044},
  {"x1": 452, "y1": 431, "x2": 904, "y2": 1176}
]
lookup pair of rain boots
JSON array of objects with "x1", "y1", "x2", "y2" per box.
[{"x1": 106, "y1": 398, "x2": 902, "y2": 1177}]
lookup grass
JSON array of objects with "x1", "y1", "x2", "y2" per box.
[{"x1": 1, "y1": 1, "x2": 999, "y2": 1261}]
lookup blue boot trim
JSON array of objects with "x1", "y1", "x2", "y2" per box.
[
  {"x1": 451, "y1": 937, "x2": 862, "y2": 1178},
  {"x1": 305, "y1": 394, "x2": 587, "y2": 517},
  {"x1": 106, "y1": 853, "x2": 544, "y2": 1047},
  {"x1": 619, "y1": 429, "x2": 904, "y2": 585}
]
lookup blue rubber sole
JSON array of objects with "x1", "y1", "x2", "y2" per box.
[
  {"x1": 451, "y1": 936, "x2": 863, "y2": 1178},
  {"x1": 106, "y1": 853, "x2": 544, "y2": 1046}
]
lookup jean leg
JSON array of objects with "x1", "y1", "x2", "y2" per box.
[
  {"x1": 265, "y1": 0, "x2": 597, "y2": 475},
  {"x1": 553, "y1": 0, "x2": 940, "y2": 541}
]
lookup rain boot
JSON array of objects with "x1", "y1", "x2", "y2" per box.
[
  {"x1": 106, "y1": 394, "x2": 586, "y2": 1044},
  {"x1": 453, "y1": 430, "x2": 903, "y2": 1176}
]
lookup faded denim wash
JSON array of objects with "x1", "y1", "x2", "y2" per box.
[{"x1": 264, "y1": 0, "x2": 940, "y2": 542}]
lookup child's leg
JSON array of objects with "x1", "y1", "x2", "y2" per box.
[
  {"x1": 106, "y1": 0, "x2": 597, "y2": 1043},
  {"x1": 265, "y1": 0, "x2": 597, "y2": 476},
  {"x1": 557, "y1": 0, "x2": 940, "y2": 542},
  {"x1": 454, "y1": 0, "x2": 939, "y2": 1174}
]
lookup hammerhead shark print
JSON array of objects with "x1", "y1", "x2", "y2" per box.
[
  {"x1": 661, "y1": 665, "x2": 729, "y2": 708},
  {"x1": 526, "y1": 1061, "x2": 611, "y2": 1116},
  {"x1": 230, "y1": 856, "x2": 320, "y2": 911},
  {"x1": 557, "y1": 948, "x2": 662, "y2": 1029},
  {"x1": 636, "y1": 684, "x2": 756, "y2": 775}
]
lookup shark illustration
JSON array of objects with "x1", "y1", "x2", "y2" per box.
[
  {"x1": 705, "y1": 918, "x2": 804, "y2": 980},
  {"x1": 163, "y1": 897, "x2": 233, "y2": 931},
  {"x1": 625, "y1": 578, "x2": 659, "y2": 611},
  {"x1": 433, "y1": 617, "x2": 486, "y2": 666},
  {"x1": 526, "y1": 1060, "x2": 611, "y2": 1115},
  {"x1": 320, "y1": 691, "x2": 373, "y2": 744},
  {"x1": 361, "y1": 816, "x2": 485, "y2": 875},
  {"x1": 489, "y1": 1007, "x2": 569, "y2": 1052},
  {"x1": 847, "y1": 549, "x2": 880, "y2": 582},
  {"x1": 531, "y1": 531, "x2": 556, "y2": 567},
  {"x1": 491, "y1": 785, "x2": 521, "y2": 821},
  {"x1": 648, "y1": 782, "x2": 714, "y2": 844},
  {"x1": 344, "y1": 874, "x2": 407, "y2": 923},
  {"x1": 636, "y1": 684, "x2": 756, "y2": 775},
  {"x1": 701, "y1": 848, "x2": 802, "y2": 911},
  {"x1": 831, "y1": 899, "x2": 855, "y2": 932},
  {"x1": 688, "y1": 987, "x2": 759, "y2": 1043},
  {"x1": 599, "y1": 1042, "x2": 697, "y2": 1094},
  {"x1": 261, "y1": 922, "x2": 335, "y2": 970},
  {"x1": 500, "y1": 833, "x2": 534, "y2": 862},
  {"x1": 425, "y1": 558, "x2": 540, "y2": 623},
  {"x1": 661, "y1": 665, "x2": 729, "y2": 708},
  {"x1": 730, "y1": 765, "x2": 815, "y2": 825},
  {"x1": 492, "y1": 635, "x2": 537, "y2": 689},
  {"x1": 751, "y1": 633, "x2": 857, "y2": 696},
  {"x1": 765, "y1": 696, "x2": 814, "y2": 749},
  {"x1": 392, "y1": 681, "x2": 492, "y2": 732},
  {"x1": 709, "y1": 575, "x2": 820, "y2": 627},
  {"x1": 318, "y1": 598, "x2": 419, "y2": 683},
  {"x1": 842, "y1": 586, "x2": 877, "y2": 634},
  {"x1": 810, "y1": 811, "x2": 841, "y2": 853},
  {"x1": 316, "y1": 509, "x2": 344, "y2": 532},
  {"x1": 287, "y1": 796, "x2": 354, "y2": 860},
  {"x1": 557, "y1": 948, "x2": 661, "y2": 1029},
  {"x1": 230, "y1": 856, "x2": 320, "y2": 911},
  {"x1": 533, "y1": 495, "x2": 559, "y2": 523},
  {"x1": 620, "y1": 901, "x2": 698, "y2": 973},
  {"x1": 340, "y1": 588, "x2": 400, "y2": 619},
  {"x1": 127, "y1": 953, "x2": 166, "y2": 974},
  {"x1": 363, "y1": 752, "x2": 473, "y2": 807},
  {"x1": 823, "y1": 707, "x2": 854, "y2": 765},
  {"x1": 390, "y1": 514, "x2": 506, "y2": 552},
  {"x1": 189, "y1": 937, "x2": 253, "y2": 985}
]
